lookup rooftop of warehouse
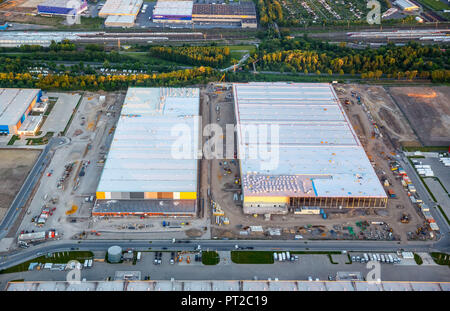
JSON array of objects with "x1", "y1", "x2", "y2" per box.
[
  {"x1": 105, "y1": 15, "x2": 137, "y2": 24},
  {"x1": 96, "y1": 87, "x2": 200, "y2": 194},
  {"x1": 153, "y1": 0, "x2": 194, "y2": 16},
  {"x1": 6, "y1": 280, "x2": 449, "y2": 291},
  {"x1": 0, "y1": 88, "x2": 40, "y2": 126},
  {"x1": 18, "y1": 115, "x2": 43, "y2": 132},
  {"x1": 38, "y1": 0, "x2": 86, "y2": 6},
  {"x1": 99, "y1": 0, "x2": 143, "y2": 16},
  {"x1": 192, "y1": 2, "x2": 256, "y2": 16},
  {"x1": 233, "y1": 82, "x2": 386, "y2": 198}
]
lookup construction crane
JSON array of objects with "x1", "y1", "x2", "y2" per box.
[{"x1": 219, "y1": 73, "x2": 226, "y2": 83}]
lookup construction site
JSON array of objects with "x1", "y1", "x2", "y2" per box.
[
  {"x1": 0, "y1": 82, "x2": 445, "y2": 250},
  {"x1": 207, "y1": 82, "x2": 440, "y2": 242},
  {"x1": 388, "y1": 86, "x2": 450, "y2": 146}
]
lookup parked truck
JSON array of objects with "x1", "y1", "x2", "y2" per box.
[{"x1": 388, "y1": 189, "x2": 396, "y2": 198}]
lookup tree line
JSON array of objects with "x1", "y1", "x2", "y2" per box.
[
  {"x1": 0, "y1": 67, "x2": 219, "y2": 91},
  {"x1": 248, "y1": 37, "x2": 450, "y2": 81},
  {"x1": 149, "y1": 46, "x2": 231, "y2": 67}
]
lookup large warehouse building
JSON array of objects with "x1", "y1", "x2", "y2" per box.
[
  {"x1": 152, "y1": 0, "x2": 194, "y2": 24},
  {"x1": 37, "y1": 0, "x2": 88, "y2": 16},
  {"x1": 0, "y1": 88, "x2": 42, "y2": 135},
  {"x1": 192, "y1": 2, "x2": 257, "y2": 28},
  {"x1": 99, "y1": 0, "x2": 143, "y2": 27},
  {"x1": 94, "y1": 87, "x2": 200, "y2": 217},
  {"x1": 233, "y1": 82, "x2": 387, "y2": 215},
  {"x1": 151, "y1": 1, "x2": 257, "y2": 27}
]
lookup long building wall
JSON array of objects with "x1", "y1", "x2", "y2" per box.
[
  {"x1": 243, "y1": 196, "x2": 388, "y2": 215},
  {"x1": 96, "y1": 191, "x2": 197, "y2": 200}
]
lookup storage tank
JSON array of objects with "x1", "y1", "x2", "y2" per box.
[{"x1": 107, "y1": 245, "x2": 122, "y2": 263}]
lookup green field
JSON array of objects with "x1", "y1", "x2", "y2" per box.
[
  {"x1": 201, "y1": 251, "x2": 220, "y2": 265},
  {"x1": 414, "y1": 253, "x2": 423, "y2": 265},
  {"x1": 416, "y1": 0, "x2": 450, "y2": 10},
  {"x1": 225, "y1": 45, "x2": 257, "y2": 60},
  {"x1": 122, "y1": 52, "x2": 185, "y2": 67},
  {"x1": 430, "y1": 252, "x2": 450, "y2": 266},
  {"x1": 231, "y1": 251, "x2": 274, "y2": 264}
]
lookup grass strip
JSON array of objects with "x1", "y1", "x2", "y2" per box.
[{"x1": 231, "y1": 251, "x2": 274, "y2": 264}]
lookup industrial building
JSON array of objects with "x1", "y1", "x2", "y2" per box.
[
  {"x1": 99, "y1": 0, "x2": 143, "y2": 27},
  {"x1": 233, "y1": 83, "x2": 387, "y2": 215},
  {"x1": 192, "y1": 1, "x2": 257, "y2": 28},
  {"x1": 152, "y1": 0, "x2": 194, "y2": 24},
  {"x1": 0, "y1": 88, "x2": 42, "y2": 135},
  {"x1": 17, "y1": 116, "x2": 44, "y2": 136},
  {"x1": 393, "y1": 0, "x2": 419, "y2": 11},
  {"x1": 37, "y1": 0, "x2": 88, "y2": 16},
  {"x1": 6, "y1": 280, "x2": 450, "y2": 291},
  {"x1": 94, "y1": 87, "x2": 200, "y2": 217}
]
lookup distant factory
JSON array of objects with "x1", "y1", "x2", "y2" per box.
[
  {"x1": 393, "y1": 0, "x2": 420, "y2": 12},
  {"x1": 192, "y1": 1, "x2": 257, "y2": 28},
  {"x1": 152, "y1": 0, "x2": 257, "y2": 28},
  {"x1": 37, "y1": 0, "x2": 88, "y2": 16},
  {"x1": 99, "y1": 0, "x2": 143, "y2": 28}
]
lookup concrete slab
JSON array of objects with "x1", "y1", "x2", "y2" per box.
[
  {"x1": 0, "y1": 238, "x2": 14, "y2": 252},
  {"x1": 217, "y1": 251, "x2": 231, "y2": 265}
]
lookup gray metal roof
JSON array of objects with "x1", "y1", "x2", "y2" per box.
[
  {"x1": 233, "y1": 82, "x2": 386, "y2": 198},
  {"x1": 7, "y1": 280, "x2": 450, "y2": 291},
  {"x1": 96, "y1": 87, "x2": 200, "y2": 194},
  {"x1": 0, "y1": 88, "x2": 40, "y2": 126}
]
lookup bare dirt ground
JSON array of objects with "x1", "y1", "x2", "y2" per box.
[
  {"x1": 336, "y1": 84, "x2": 420, "y2": 148},
  {"x1": 0, "y1": 149, "x2": 40, "y2": 221},
  {"x1": 207, "y1": 83, "x2": 428, "y2": 242},
  {"x1": 388, "y1": 86, "x2": 450, "y2": 146}
]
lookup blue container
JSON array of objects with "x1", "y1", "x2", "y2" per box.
[{"x1": 0, "y1": 125, "x2": 9, "y2": 134}]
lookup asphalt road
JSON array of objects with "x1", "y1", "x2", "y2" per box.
[
  {"x1": 0, "y1": 137, "x2": 67, "y2": 240},
  {"x1": 1, "y1": 237, "x2": 449, "y2": 271}
]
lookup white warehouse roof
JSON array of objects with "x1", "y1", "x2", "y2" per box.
[
  {"x1": 153, "y1": 0, "x2": 194, "y2": 17},
  {"x1": 99, "y1": 0, "x2": 143, "y2": 16},
  {"x1": 96, "y1": 87, "x2": 200, "y2": 193},
  {"x1": 394, "y1": 0, "x2": 419, "y2": 10},
  {"x1": 0, "y1": 88, "x2": 40, "y2": 126},
  {"x1": 233, "y1": 82, "x2": 387, "y2": 198}
]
